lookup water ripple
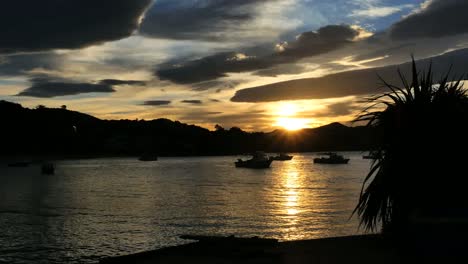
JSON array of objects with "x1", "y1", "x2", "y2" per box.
[{"x1": 0, "y1": 152, "x2": 371, "y2": 263}]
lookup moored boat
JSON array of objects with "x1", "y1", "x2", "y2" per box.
[
  {"x1": 314, "y1": 153, "x2": 349, "y2": 164},
  {"x1": 271, "y1": 153, "x2": 293, "y2": 161},
  {"x1": 235, "y1": 151, "x2": 273, "y2": 169}
]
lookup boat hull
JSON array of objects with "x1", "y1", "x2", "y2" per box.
[
  {"x1": 271, "y1": 156, "x2": 293, "y2": 161},
  {"x1": 313, "y1": 158, "x2": 349, "y2": 164},
  {"x1": 235, "y1": 159, "x2": 273, "y2": 169}
]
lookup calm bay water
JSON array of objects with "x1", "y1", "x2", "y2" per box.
[{"x1": 0, "y1": 152, "x2": 371, "y2": 263}]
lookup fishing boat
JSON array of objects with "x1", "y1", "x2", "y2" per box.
[
  {"x1": 271, "y1": 153, "x2": 293, "y2": 161},
  {"x1": 235, "y1": 151, "x2": 273, "y2": 169},
  {"x1": 314, "y1": 152, "x2": 349, "y2": 164}
]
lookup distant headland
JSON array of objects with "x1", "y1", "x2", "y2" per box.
[{"x1": 0, "y1": 100, "x2": 372, "y2": 158}]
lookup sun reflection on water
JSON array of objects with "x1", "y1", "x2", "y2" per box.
[
  {"x1": 0, "y1": 155, "x2": 368, "y2": 263},
  {"x1": 274, "y1": 160, "x2": 308, "y2": 240},
  {"x1": 284, "y1": 173, "x2": 300, "y2": 214}
]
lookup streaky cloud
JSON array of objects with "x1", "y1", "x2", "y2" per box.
[
  {"x1": 156, "y1": 25, "x2": 360, "y2": 84},
  {"x1": 17, "y1": 77, "x2": 115, "y2": 98},
  {"x1": 142, "y1": 100, "x2": 172, "y2": 106},
  {"x1": 99, "y1": 79, "x2": 146, "y2": 86},
  {"x1": 231, "y1": 48, "x2": 468, "y2": 102},
  {"x1": 0, "y1": 52, "x2": 64, "y2": 76},
  {"x1": 140, "y1": 0, "x2": 272, "y2": 41},
  {"x1": 181, "y1": 100, "x2": 203, "y2": 105},
  {"x1": 350, "y1": 4, "x2": 414, "y2": 18}
]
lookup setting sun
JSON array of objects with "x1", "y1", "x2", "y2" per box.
[
  {"x1": 276, "y1": 117, "x2": 310, "y2": 131},
  {"x1": 275, "y1": 103, "x2": 310, "y2": 130}
]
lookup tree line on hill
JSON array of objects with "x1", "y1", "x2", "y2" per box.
[{"x1": 0, "y1": 100, "x2": 372, "y2": 158}]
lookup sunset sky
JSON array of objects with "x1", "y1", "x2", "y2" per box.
[{"x1": 1, "y1": 0, "x2": 468, "y2": 131}]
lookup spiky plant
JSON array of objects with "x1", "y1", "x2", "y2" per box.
[{"x1": 354, "y1": 58, "x2": 468, "y2": 233}]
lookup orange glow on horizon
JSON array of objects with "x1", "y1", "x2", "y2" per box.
[
  {"x1": 276, "y1": 117, "x2": 310, "y2": 131},
  {"x1": 274, "y1": 103, "x2": 311, "y2": 131}
]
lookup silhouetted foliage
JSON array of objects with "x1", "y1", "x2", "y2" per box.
[
  {"x1": 0, "y1": 100, "x2": 372, "y2": 158},
  {"x1": 354, "y1": 58, "x2": 468, "y2": 234},
  {"x1": 214, "y1": 124, "x2": 225, "y2": 132}
]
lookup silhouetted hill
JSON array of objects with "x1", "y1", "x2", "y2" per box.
[
  {"x1": 0, "y1": 100, "x2": 372, "y2": 157},
  {"x1": 265, "y1": 122, "x2": 372, "y2": 153}
]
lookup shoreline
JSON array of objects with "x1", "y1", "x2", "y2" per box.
[
  {"x1": 0, "y1": 150, "x2": 370, "y2": 162},
  {"x1": 99, "y1": 233, "x2": 468, "y2": 264},
  {"x1": 99, "y1": 234, "x2": 401, "y2": 264}
]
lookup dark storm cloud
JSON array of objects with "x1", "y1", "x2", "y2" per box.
[
  {"x1": 0, "y1": 0, "x2": 152, "y2": 53},
  {"x1": 0, "y1": 53, "x2": 64, "y2": 76},
  {"x1": 142, "y1": 100, "x2": 172, "y2": 106},
  {"x1": 157, "y1": 54, "x2": 230, "y2": 84},
  {"x1": 140, "y1": 0, "x2": 266, "y2": 41},
  {"x1": 156, "y1": 25, "x2": 359, "y2": 84},
  {"x1": 181, "y1": 100, "x2": 203, "y2": 105},
  {"x1": 17, "y1": 77, "x2": 115, "y2": 98},
  {"x1": 99, "y1": 79, "x2": 146, "y2": 86},
  {"x1": 231, "y1": 48, "x2": 468, "y2": 102},
  {"x1": 275, "y1": 25, "x2": 358, "y2": 59},
  {"x1": 157, "y1": 52, "x2": 271, "y2": 84},
  {"x1": 390, "y1": 0, "x2": 468, "y2": 40}
]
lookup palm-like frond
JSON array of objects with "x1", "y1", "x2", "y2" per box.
[{"x1": 354, "y1": 58, "x2": 468, "y2": 232}]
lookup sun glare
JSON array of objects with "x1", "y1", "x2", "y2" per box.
[
  {"x1": 276, "y1": 117, "x2": 309, "y2": 131},
  {"x1": 274, "y1": 102, "x2": 310, "y2": 130},
  {"x1": 278, "y1": 103, "x2": 298, "y2": 116}
]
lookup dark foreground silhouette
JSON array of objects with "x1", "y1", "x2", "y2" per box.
[
  {"x1": 100, "y1": 234, "x2": 468, "y2": 264},
  {"x1": 354, "y1": 59, "x2": 468, "y2": 236},
  {"x1": 0, "y1": 100, "x2": 372, "y2": 158}
]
